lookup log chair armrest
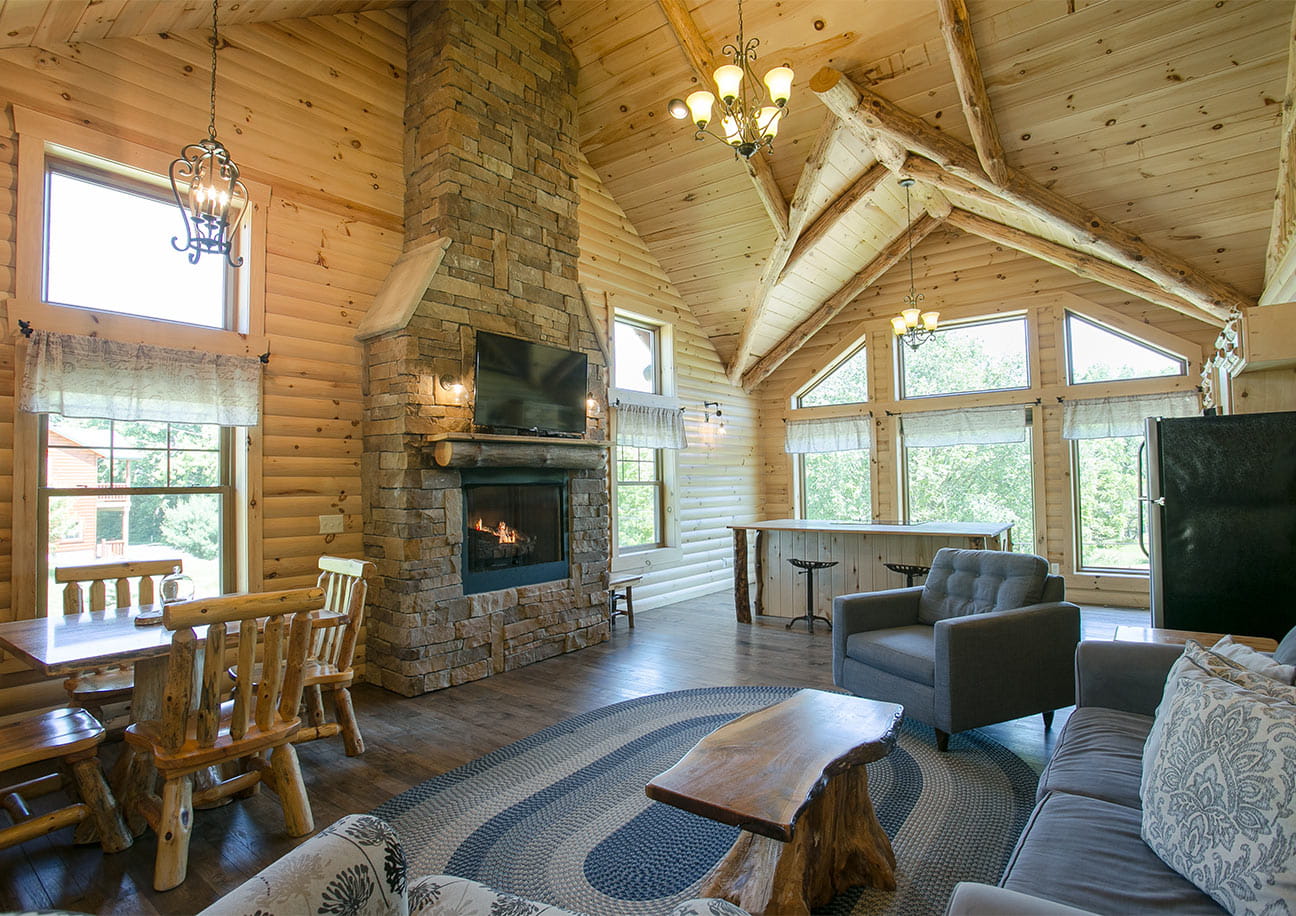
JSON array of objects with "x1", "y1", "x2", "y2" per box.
[
  {"x1": 1074, "y1": 639, "x2": 1184, "y2": 716},
  {"x1": 935, "y1": 602, "x2": 1081, "y2": 729}
]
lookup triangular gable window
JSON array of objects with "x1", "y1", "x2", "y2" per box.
[
  {"x1": 796, "y1": 341, "x2": 867, "y2": 407},
  {"x1": 1065, "y1": 313, "x2": 1186, "y2": 384}
]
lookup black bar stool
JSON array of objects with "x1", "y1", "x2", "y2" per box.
[
  {"x1": 883, "y1": 562, "x2": 931, "y2": 588},
  {"x1": 786, "y1": 558, "x2": 838, "y2": 633}
]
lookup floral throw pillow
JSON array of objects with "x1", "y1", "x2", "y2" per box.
[{"x1": 1140, "y1": 648, "x2": 1296, "y2": 915}]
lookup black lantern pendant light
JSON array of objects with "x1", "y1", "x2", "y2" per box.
[{"x1": 170, "y1": 0, "x2": 248, "y2": 267}]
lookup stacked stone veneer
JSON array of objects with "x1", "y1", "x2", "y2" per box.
[{"x1": 361, "y1": 0, "x2": 610, "y2": 697}]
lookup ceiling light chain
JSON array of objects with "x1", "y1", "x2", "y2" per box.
[
  {"x1": 169, "y1": 0, "x2": 249, "y2": 268},
  {"x1": 891, "y1": 178, "x2": 940, "y2": 350},
  {"x1": 666, "y1": 0, "x2": 794, "y2": 160}
]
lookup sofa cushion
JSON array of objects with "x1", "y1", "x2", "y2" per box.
[
  {"x1": 410, "y1": 876, "x2": 578, "y2": 916},
  {"x1": 1274, "y1": 624, "x2": 1296, "y2": 666},
  {"x1": 1210, "y1": 635, "x2": 1296, "y2": 684},
  {"x1": 1036, "y1": 707, "x2": 1152, "y2": 809},
  {"x1": 844, "y1": 625, "x2": 935, "y2": 686},
  {"x1": 1001, "y1": 792, "x2": 1224, "y2": 914},
  {"x1": 1140, "y1": 646, "x2": 1296, "y2": 915},
  {"x1": 917, "y1": 548, "x2": 1047, "y2": 625}
]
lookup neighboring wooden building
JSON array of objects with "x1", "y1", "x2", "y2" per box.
[{"x1": 0, "y1": 0, "x2": 1293, "y2": 711}]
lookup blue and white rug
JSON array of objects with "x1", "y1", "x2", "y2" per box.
[{"x1": 373, "y1": 686, "x2": 1038, "y2": 915}]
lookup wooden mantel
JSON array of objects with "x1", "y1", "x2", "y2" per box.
[{"x1": 424, "y1": 432, "x2": 609, "y2": 469}]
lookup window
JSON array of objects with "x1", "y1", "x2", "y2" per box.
[
  {"x1": 1073, "y1": 435, "x2": 1147, "y2": 571},
  {"x1": 44, "y1": 158, "x2": 234, "y2": 329},
  {"x1": 612, "y1": 316, "x2": 675, "y2": 555},
  {"x1": 40, "y1": 415, "x2": 235, "y2": 614},
  {"x1": 900, "y1": 315, "x2": 1029, "y2": 398},
  {"x1": 903, "y1": 407, "x2": 1035, "y2": 551},
  {"x1": 802, "y1": 450, "x2": 871, "y2": 521},
  {"x1": 1065, "y1": 313, "x2": 1185, "y2": 384},
  {"x1": 797, "y1": 342, "x2": 867, "y2": 407}
]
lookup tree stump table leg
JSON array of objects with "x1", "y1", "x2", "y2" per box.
[
  {"x1": 699, "y1": 764, "x2": 895, "y2": 915},
  {"x1": 733, "y1": 528, "x2": 751, "y2": 623}
]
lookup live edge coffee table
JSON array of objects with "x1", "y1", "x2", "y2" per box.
[{"x1": 646, "y1": 689, "x2": 904, "y2": 916}]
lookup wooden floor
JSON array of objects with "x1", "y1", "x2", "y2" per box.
[{"x1": 0, "y1": 590, "x2": 1147, "y2": 915}]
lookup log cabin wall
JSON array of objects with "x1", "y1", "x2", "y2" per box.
[
  {"x1": 756, "y1": 227, "x2": 1222, "y2": 609},
  {"x1": 576, "y1": 154, "x2": 760, "y2": 609},
  {"x1": 0, "y1": 10, "x2": 407, "y2": 713}
]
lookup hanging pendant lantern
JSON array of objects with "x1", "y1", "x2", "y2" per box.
[{"x1": 170, "y1": 0, "x2": 247, "y2": 267}]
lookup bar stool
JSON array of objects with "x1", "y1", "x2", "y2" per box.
[
  {"x1": 786, "y1": 558, "x2": 838, "y2": 633},
  {"x1": 883, "y1": 562, "x2": 931, "y2": 587},
  {"x1": 609, "y1": 574, "x2": 641, "y2": 628}
]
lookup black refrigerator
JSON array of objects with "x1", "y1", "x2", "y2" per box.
[{"x1": 1146, "y1": 411, "x2": 1296, "y2": 640}]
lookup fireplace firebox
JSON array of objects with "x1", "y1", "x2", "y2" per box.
[{"x1": 461, "y1": 469, "x2": 568, "y2": 595}]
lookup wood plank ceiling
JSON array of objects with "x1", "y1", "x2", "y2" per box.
[
  {"x1": 546, "y1": 0, "x2": 1290, "y2": 389},
  {"x1": 1, "y1": 0, "x2": 1287, "y2": 391}
]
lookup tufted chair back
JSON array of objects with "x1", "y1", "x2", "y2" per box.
[{"x1": 917, "y1": 548, "x2": 1052, "y2": 625}]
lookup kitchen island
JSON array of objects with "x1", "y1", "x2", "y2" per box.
[{"x1": 728, "y1": 519, "x2": 1014, "y2": 624}]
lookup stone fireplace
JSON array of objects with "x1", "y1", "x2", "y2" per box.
[{"x1": 358, "y1": 0, "x2": 610, "y2": 697}]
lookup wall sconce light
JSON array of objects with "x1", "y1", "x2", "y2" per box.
[
  {"x1": 586, "y1": 393, "x2": 602, "y2": 417},
  {"x1": 438, "y1": 374, "x2": 467, "y2": 404},
  {"x1": 703, "y1": 401, "x2": 726, "y2": 435}
]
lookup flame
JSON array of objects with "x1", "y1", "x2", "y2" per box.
[{"x1": 474, "y1": 518, "x2": 519, "y2": 544}]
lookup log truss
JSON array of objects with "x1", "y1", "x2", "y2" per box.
[{"x1": 729, "y1": 1, "x2": 1254, "y2": 392}]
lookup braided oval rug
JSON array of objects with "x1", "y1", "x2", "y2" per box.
[{"x1": 372, "y1": 685, "x2": 1037, "y2": 915}]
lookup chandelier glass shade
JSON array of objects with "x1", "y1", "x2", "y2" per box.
[
  {"x1": 170, "y1": 0, "x2": 248, "y2": 267},
  {"x1": 667, "y1": 0, "x2": 792, "y2": 160},
  {"x1": 892, "y1": 178, "x2": 939, "y2": 351}
]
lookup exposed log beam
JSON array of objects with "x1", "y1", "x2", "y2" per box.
[
  {"x1": 728, "y1": 117, "x2": 845, "y2": 382},
  {"x1": 742, "y1": 213, "x2": 943, "y2": 391},
  {"x1": 945, "y1": 208, "x2": 1224, "y2": 327},
  {"x1": 657, "y1": 0, "x2": 789, "y2": 238},
  {"x1": 778, "y1": 162, "x2": 892, "y2": 284},
  {"x1": 937, "y1": 0, "x2": 1008, "y2": 185},
  {"x1": 811, "y1": 66, "x2": 1245, "y2": 321}
]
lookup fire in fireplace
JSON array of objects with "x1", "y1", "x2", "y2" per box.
[{"x1": 461, "y1": 469, "x2": 568, "y2": 594}]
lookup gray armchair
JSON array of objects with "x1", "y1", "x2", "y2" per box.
[{"x1": 832, "y1": 548, "x2": 1080, "y2": 751}]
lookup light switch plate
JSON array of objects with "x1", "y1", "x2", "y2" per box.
[{"x1": 319, "y1": 514, "x2": 344, "y2": 534}]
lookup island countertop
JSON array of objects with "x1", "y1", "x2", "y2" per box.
[{"x1": 728, "y1": 519, "x2": 1014, "y2": 538}]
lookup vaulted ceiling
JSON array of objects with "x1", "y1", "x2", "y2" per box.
[{"x1": 2, "y1": 0, "x2": 1288, "y2": 391}]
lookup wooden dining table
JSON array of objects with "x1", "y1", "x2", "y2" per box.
[{"x1": 0, "y1": 601, "x2": 341, "y2": 834}]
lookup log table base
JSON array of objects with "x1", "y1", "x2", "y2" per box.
[{"x1": 646, "y1": 689, "x2": 904, "y2": 916}]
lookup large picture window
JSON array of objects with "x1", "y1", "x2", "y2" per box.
[
  {"x1": 40, "y1": 414, "x2": 235, "y2": 615},
  {"x1": 899, "y1": 315, "x2": 1029, "y2": 399},
  {"x1": 802, "y1": 450, "x2": 871, "y2": 521},
  {"x1": 1073, "y1": 435, "x2": 1147, "y2": 571}
]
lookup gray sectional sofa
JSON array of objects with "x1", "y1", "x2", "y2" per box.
[{"x1": 949, "y1": 637, "x2": 1283, "y2": 915}]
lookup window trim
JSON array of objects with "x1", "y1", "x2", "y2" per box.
[{"x1": 896, "y1": 312, "x2": 1032, "y2": 401}]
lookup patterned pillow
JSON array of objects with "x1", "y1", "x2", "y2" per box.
[
  {"x1": 1140, "y1": 650, "x2": 1296, "y2": 915},
  {"x1": 1211, "y1": 635, "x2": 1296, "y2": 685}
]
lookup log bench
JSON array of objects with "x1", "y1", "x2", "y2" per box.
[{"x1": 645, "y1": 689, "x2": 904, "y2": 915}]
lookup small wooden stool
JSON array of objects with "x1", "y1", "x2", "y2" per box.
[
  {"x1": 883, "y1": 562, "x2": 931, "y2": 588},
  {"x1": 610, "y1": 574, "x2": 641, "y2": 628}
]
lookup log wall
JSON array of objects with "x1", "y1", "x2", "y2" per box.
[
  {"x1": 576, "y1": 154, "x2": 760, "y2": 608},
  {"x1": 0, "y1": 9, "x2": 406, "y2": 713}
]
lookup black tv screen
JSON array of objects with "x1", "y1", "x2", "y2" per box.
[{"x1": 473, "y1": 331, "x2": 587, "y2": 434}]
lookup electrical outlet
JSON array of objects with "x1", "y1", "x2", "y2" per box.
[
  {"x1": 1050, "y1": 562, "x2": 1060, "y2": 575},
  {"x1": 319, "y1": 514, "x2": 344, "y2": 534}
]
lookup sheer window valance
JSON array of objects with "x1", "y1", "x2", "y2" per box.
[
  {"x1": 785, "y1": 415, "x2": 870, "y2": 454},
  {"x1": 21, "y1": 329, "x2": 262, "y2": 426},
  {"x1": 615, "y1": 402, "x2": 687, "y2": 449},
  {"x1": 902, "y1": 405, "x2": 1027, "y2": 448},
  {"x1": 1062, "y1": 391, "x2": 1199, "y2": 440}
]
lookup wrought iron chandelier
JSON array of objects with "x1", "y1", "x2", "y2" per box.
[
  {"x1": 891, "y1": 178, "x2": 940, "y2": 350},
  {"x1": 170, "y1": 0, "x2": 248, "y2": 267},
  {"x1": 666, "y1": 0, "x2": 793, "y2": 160}
]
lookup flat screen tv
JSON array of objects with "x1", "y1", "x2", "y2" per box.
[{"x1": 473, "y1": 330, "x2": 587, "y2": 435}]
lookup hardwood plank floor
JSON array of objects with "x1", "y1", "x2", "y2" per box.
[{"x1": 0, "y1": 591, "x2": 1148, "y2": 914}]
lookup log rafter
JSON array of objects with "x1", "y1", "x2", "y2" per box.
[
  {"x1": 657, "y1": 0, "x2": 789, "y2": 239},
  {"x1": 937, "y1": 0, "x2": 1008, "y2": 185},
  {"x1": 741, "y1": 212, "x2": 944, "y2": 391},
  {"x1": 727, "y1": 117, "x2": 848, "y2": 382},
  {"x1": 810, "y1": 66, "x2": 1246, "y2": 322}
]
